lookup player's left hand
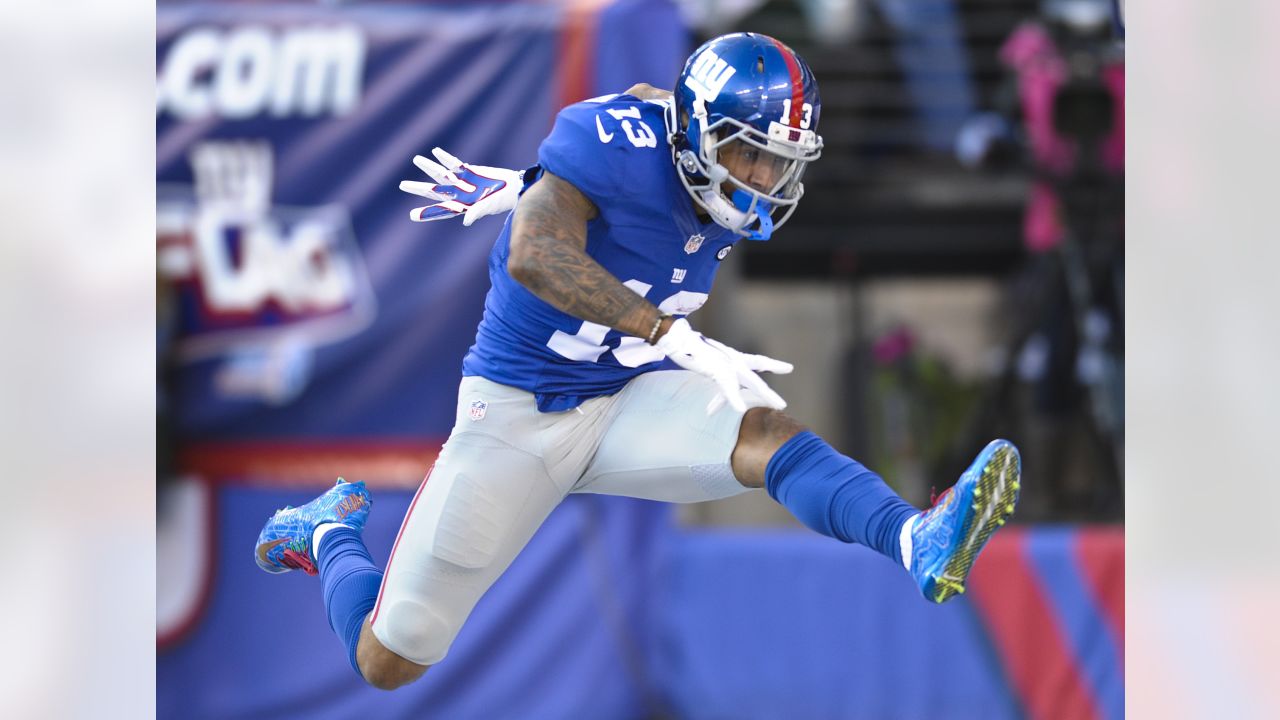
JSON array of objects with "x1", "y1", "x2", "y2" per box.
[
  {"x1": 655, "y1": 318, "x2": 792, "y2": 414},
  {"x1": 399, "y1": 148, "x2": 523, "y2": 226},
  {"x1": 701, "y1": 336, "x2": 794, "y2": 414}
]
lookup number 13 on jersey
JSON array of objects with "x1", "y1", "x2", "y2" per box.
[
  {"x1": 595, "y1": 107, "x2": 658, "y2": 148},
  {"x1": 547, "y1": 280, "x2": 707, "y2": 366}
]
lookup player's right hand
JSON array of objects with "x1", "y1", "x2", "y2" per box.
[
  {"x1": 654, "y1": 318, "x2": 792, "y2": 414},
  {"x1": 399, "y1": 147, "x2": 523, "y2": 226}
]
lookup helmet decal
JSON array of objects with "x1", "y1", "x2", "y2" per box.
[
  {"x1": 770, "y1": 37, "x2": 807, "y2": 128},
  {"x1": 684, "y1": 49, "x2": 737, "y2": 103}
]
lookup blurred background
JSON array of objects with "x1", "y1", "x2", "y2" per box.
[{"x1": 156, "y1": 0, "x2": 1124, "y2": 718}]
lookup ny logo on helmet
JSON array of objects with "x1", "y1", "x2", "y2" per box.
[{"x1": 684, "y1": 49, "x2": 736, "y2": 102}]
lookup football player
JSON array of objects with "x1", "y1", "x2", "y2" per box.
[{"x1": 256, "y1": 32, "x2": 1021, "y2": 690}]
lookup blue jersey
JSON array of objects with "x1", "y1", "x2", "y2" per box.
[{"x1": 461, "y1": 94, "x2": 740, "y2": 412}]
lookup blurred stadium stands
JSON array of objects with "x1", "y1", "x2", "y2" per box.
[{"x1": 733, "y1": 0, "x2": 1033, "y2": 278}]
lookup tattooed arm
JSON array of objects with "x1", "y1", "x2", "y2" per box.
[{"x1": 508, "y1": 171, "x2": 673, "y2": 343}]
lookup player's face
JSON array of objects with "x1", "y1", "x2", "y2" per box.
[{"x1": 718, "y1": 138, "x2": 789, "y2": 195}]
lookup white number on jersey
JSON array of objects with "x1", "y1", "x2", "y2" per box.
[
  {"x1": 546, "y1": 279, "x2": 708, "y2": 365},
  {"x1": 597, "y1": 106, "x2": 657, "y2": 149}
]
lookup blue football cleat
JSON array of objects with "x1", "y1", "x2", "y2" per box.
[
  {"x1": 254, "y1": 478, "x2": 372, "y2": 576},
  {"x1": 909, "y1": 439, "x2": 1021, "y2": 603}
]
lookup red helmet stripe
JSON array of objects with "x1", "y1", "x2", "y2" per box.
[{"x1": 771, "y1": 37, "x2": 805, "y2": 127}]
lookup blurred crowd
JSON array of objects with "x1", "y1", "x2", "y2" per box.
[{"x1": 694, "y1": 0, "x2": 1125, "y2": 521}]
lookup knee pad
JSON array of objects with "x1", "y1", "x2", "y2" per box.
[
  {"x1": 430, "y1": 471, "x2": 517, "y2": 569},
  {"x1": 371, "y1": 436, "x2": 559, "y2": 667},
  {"x1": 375, "y1": 598, "x2": 454, "y2": 666}
]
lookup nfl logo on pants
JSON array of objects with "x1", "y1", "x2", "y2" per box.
[{"x1": 468, "y1": 399, "x2": 488, "y2": 421}]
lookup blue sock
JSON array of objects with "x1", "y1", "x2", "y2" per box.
[
  {"x1": 764, "y1": 431, "x2": 918, "y2": 565},
  {"x1": 317, "y1": 526, "x2": 383, "y2": 676}
]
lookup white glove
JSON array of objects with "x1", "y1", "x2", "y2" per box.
[
  {"x1": 398, "y1": 147, "x2": 523, "y2": 226},
  {"x1": 654, "y1": 318, "x2": 793, "y2": 414}
]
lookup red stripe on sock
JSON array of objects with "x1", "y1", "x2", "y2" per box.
[
  {"x1": 967, "y1": 528, "x2": 1101, "y2": 720},
  {"x1": 1073, "y1": 527, "x2": 1125, "y2": 672},
  {"x1": 770, "y1": 38, "x2": 804, "y2": 127},
  {"x1": 370, "y1": 464, "x2": 435, "y2": 625}
]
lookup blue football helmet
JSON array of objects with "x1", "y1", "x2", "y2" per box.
[{"x1": 666, "y1": 32, "x2": 823, "y2": 241}]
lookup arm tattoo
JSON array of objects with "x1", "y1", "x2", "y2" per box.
[{"x1": 509, "y1": 172, "x2": 660, "y2": 339}]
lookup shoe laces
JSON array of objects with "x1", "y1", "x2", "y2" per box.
[
  {"x1": 922, "y1": 486, "x2": 955, "y2": 523},
  {"x1": 281, "y1": 547, "x2": 318, "y2": 576}
]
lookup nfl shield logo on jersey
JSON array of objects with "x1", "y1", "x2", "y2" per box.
[
  {"x1": 468, "y1": 399, "x2": 488, "y2": 422},
  {"x1": 684, "y1": 233, "x2": 705, "y2": 254}
]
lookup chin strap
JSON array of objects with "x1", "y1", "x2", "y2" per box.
[
  {"x1": 733, "y1": 189, "x2": 773, "y2": 241},
  {"x1": 695, "y1": 187, "x2": 775, "y2": 241}
]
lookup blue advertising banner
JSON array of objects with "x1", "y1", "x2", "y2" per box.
[
  {"x1": 159, "y1": 487, "x2": 672, "y2": 719},
  {"x1": 158, "y1": 3, "x2": 564, "y2": 451}
]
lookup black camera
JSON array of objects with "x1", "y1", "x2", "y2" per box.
[{"x1": 1052, "y1": 53, "x2": 1113, "y2": 145}]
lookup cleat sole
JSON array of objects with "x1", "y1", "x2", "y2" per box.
[{"x1": 928, "y1": 443, "x2": 1021, "y2": 603}]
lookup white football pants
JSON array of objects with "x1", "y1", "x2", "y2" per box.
[{"x1": 369, "y1": 370, "x2": 763, "y2": 665}]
